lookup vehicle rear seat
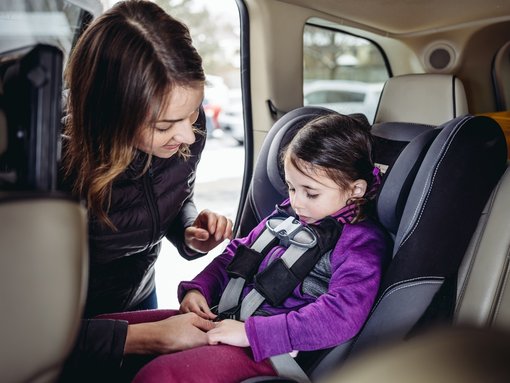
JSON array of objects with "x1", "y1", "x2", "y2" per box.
[
  {"x1": 0, "y1": 46, "x2": 88, "y2": 383},
  {"x1": 455, "y1": 165, "x2": 510, "y2": 329},
  {"x1": 372, "y1": 73, "x2": 468, "y2": 173},
  {"x1": 0, "y1": 194, "x2": 88, "y2": 383}
]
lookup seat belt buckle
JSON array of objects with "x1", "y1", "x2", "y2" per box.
[
  {"x1": 266, "y1": 216, "x2": 317, "y2": 248},
  {"x1": 213, "y1": 304, "x2": 242, "y2": 322}
]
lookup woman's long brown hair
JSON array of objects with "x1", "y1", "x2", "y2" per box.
[{"x1": 63, "y1": 0, "x2": 205, "y2": 229}]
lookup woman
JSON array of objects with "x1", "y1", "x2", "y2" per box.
[{"x1": 60, "y1": 0, "x2": 232, "y2": 380}]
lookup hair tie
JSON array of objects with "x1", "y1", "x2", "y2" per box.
[{"x1": 365, "y1": 166, "x2": 382, "y2": 199}]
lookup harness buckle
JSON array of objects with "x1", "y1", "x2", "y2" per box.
[
  {"x1": 266, "y1": 216, "x2": 317, "y2": 249},
  {"x1": 213, "y1": 304, "x2": 242, "y2": 322}
]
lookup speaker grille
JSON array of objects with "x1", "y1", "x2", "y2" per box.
[{"x1": 430, "y1": 48, "x2": 451, "y2": 70}]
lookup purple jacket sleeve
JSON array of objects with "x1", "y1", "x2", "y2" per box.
[
  {"x1": 245, "y1": 220, "x2": 389, "y2": 361},
  {"x1": 177, "y1": 217, "x2": 270, "y2": 306}
]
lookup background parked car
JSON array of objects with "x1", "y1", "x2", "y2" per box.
[
  {"x1": 218, "y1": 88, "x2": 244, "y2": 144},
  {"x1": 204, "y1": 74, "x2": 230, "y2": 137},
  {"x1": 304, "y1": 80, "x2": 384, "y2": 122}
]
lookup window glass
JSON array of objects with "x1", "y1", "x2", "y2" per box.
[
  {"x1": 303, "y1": 23, "x2": 389, "y2": 122},
  {"x1": 0, "y1": 0, "x2": 89, "y2": 57}
]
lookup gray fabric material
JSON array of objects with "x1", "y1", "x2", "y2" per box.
[{"x1": 301, "y1": 251, "x2": 332, "y2": 299}]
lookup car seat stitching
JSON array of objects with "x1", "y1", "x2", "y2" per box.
[{"x1": 373, "y1": 277, "x2": 444, "y2": 309}]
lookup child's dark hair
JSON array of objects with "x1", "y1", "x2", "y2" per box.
[{"x1": 285, "y1": 113, "x2": 376, "y2": 222}]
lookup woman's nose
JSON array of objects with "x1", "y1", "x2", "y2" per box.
[{"x1": 173, "y1": 119, "x2": 196, "y2": 145}]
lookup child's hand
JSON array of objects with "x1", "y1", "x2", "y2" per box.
[
  {"x1": 180, "y1": 289, "x2": 217, "y2": 320},
  {"x1": 207, "y1": 319, "x2": 249, "y2": 347}
]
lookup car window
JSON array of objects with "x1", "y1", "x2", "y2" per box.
[
  {"x1": 303, "y1": 22, "x2": 389, "y2": 122},
  {"x1": 306, "y1": 90, "x2": 365, "y2": 104},
  {"x1": 0, "y1": 0, "x2": 103, "y2": 59}
]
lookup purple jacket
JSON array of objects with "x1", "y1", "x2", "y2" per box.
[{"x1": 178, "y1": 204, "x2": 389, "y2": 362}]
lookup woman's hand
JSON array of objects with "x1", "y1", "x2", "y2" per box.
[
  {"x1": 207, "y1": 319, "x2": 249, "y2": 348},
  {"x1": 180, "y1": 289, "x2": 217, "y2": 320},
  {"x1": 124, "y1": 312, "x2": 215, "y2": 355},
  {"x1": 184, "y1": 209, "x2": 233, "y2": 253}
]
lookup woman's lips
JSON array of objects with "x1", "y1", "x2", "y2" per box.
[{"x1": 164, "y1": 143, "x2": 180, "y2": 151}]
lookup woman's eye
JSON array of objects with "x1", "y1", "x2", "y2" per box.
[
  {"x1": 306, "y1": 193, "x2": 318, "y2": 199},
  {"x1": 155, "y1": 124, "x2": 172, "y2": 133}
]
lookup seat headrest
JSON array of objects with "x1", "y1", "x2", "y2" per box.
[
  {"x1": 0, "y1": 194, "x2": 88, "y2": 383},
  {"x1": 250, "y1": 106, "x2": 335, "y2": 221},
  {"x1": 374, "y1": 74, "x2": 468, "y2": 126}
]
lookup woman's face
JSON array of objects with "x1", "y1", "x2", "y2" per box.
[{"x1": 136, "y1": 85, "x2": 204, "y2": 158}]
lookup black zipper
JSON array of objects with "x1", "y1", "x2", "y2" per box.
[{"x1": 143, "y1": 165, "x2": 160, "y2": 246}]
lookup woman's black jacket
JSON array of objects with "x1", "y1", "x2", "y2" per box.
[{"x1": 60, "y1": 110, "x2": 208, "y2": 381}]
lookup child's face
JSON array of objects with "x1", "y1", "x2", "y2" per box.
[{"x1": 284, "y1": 156, "x2": 354, "y2": 224}]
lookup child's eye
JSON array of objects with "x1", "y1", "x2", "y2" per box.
[
  {"x1": 306, "y1": 193, "x2": 318, "y2": 199},
  {"x1": 288, "y1": 187, "x2": 295, "y2": 193}
]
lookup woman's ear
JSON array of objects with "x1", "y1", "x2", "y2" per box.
[{"x1": 350, "y1": 179, "x2": 368, "y2": 198}]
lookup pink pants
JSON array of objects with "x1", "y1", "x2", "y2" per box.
[{"x1": 98, "y1": 309, "x2": 277, "y2": 383}]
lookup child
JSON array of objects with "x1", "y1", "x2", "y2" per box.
[{"x1": 131, "y1": 113, "x2": 390, "y2": 382}]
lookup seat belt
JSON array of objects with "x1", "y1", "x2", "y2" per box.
[
  {"x1": 269, "y1": 353, "x2": 312, "y2": 383},
  {"x1": 217, "y1": 213, "x2": 342, "y2": 383},
  {"x1": 217, "y1": 215, "x2": 317, "y2": 318}
]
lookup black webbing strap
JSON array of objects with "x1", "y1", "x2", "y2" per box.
[
  {"x1": 252, "y1": 217, "x2": 343, "y2": 307},
  {"x1": 226, "y1": 239, "x2": 279, "y2": 281}
]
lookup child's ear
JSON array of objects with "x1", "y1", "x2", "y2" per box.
[{"x1": 350, "y1": 179, "x2": 368, "y2": 198}]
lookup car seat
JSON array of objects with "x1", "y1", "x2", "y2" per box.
[
  {"x1": 0, "y1": 44, "x2": 89, "y2": 383},
  {"x1": 240, "y1": 113, "x2": 507, "y2": 383}
]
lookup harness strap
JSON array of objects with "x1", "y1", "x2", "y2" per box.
[
  {"x1": 217, "y1": 220, "x2": 285, "y2": 313},
  {"x1": 240, "y1": 242, "x2": 311, "y2": 320},
  {"x1": 217, "y1": 211, "x2": 343, "y2": 381},
  {"x1": 269, "y1": 353, "x2": 312, "y2": 383}
]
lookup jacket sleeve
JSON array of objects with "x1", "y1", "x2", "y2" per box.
[
  {"x1": 177, "y1": 217, "x2": 269, "y2": 306},
  {"x1": 166, "y1": 108, "x2": 207, "y2": 260},
  {"x1": 245, "y1": 221, "x2": 390, "y2": 362},
  {"x1": 59, "y1": 319, "x2": 128, "y2": 382}
]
